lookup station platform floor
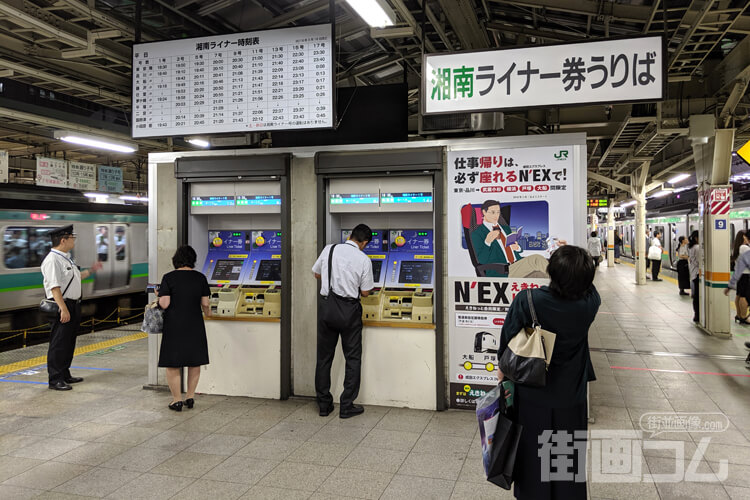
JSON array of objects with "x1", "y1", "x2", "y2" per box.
[{"x1": 0, "y1": 264, "x2": 749, "y2": 499}]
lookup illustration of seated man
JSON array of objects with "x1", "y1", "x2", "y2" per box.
[{"x1": 469, "y1": 199, "x2": 548, "y2": 278}]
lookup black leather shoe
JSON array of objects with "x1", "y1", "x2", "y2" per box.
[
  {"x1": 184, "y1": 398, "x2": 194, "y2": 409},
  {"x1": 168, "y1": 401, "x2": 183, "y2": 412},
  {"x1": 65, "y1": 377, "x2": 83, "y2": 384},
  {"x1": 49, "y1": 381, "x2": 72, "y2": 391},
  {"x1": 339, "y1": 404, "x2": 364, "y2": 419},
  {"x1": 319, "y1": 404, "x2": 334, "y2": 417}
]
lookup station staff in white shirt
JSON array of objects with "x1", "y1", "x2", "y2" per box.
[
  {"x1": 312, "y1": 224, "x2": 374, "y2": 419},
  {"x1": 41, "y1": 225, "x2": 102, "y2": 391}
]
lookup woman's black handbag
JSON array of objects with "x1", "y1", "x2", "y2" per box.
[{"x1": 39, "y1": 276, "x2": 75, "y2": 316}]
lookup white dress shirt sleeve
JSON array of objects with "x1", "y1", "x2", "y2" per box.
[{"x1": 360, "y1": 258, "x2": 374, "y2": 292}]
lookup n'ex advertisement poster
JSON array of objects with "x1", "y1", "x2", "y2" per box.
[{"x1": 447, "y1": 144, "x2": 583, "y2": 409}]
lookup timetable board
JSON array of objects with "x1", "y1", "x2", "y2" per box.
[{"x1": 132, "y1": 24, "x2": 334, "y2": 138}]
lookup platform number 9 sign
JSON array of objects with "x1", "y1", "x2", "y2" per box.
[{"x1": 715, "y1": 219, "x2": 727, "y2": 230}]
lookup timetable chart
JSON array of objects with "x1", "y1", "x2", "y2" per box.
[{"x1": 132, "y1": 24, "x2": 334, "y2": 138}]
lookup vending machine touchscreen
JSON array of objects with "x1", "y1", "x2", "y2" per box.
[
  {"x1": 202, "y1": 231, "x2": 253, "y2": 317},
  {"x1": 236, "y1": 230, "x2": 282, "y2": 318},
  {"x1": 382, "y1": 229, "x2": 434, "y2": 323},
  {"x1": 341, "y1": 229, "x2": 388, "y2": 320}
]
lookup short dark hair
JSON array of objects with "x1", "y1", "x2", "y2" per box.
[
  {"x1": 172, "y1": 245, "x2": 197, "y2": 269},
  {"x1": 547, "y1": 245, "x2": 595, "y2": 300},
  {"x1": 591, "y1": 231, "x2": 597, "y2": 237},
  {"x1": 689, "y1": 230, "x2": 699, "y2": 248},
  {"x1": 481, "y1": 200, "x2": 500, "y2": 213},
  {"x1": 51, "y1": 234, "x2": 73, "y2": 247},
  {"x1": 350, "y1": 224, "x2": 372, "y2": 243}
]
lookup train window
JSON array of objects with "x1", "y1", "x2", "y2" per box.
[
  {"x1": 114, "y1": 226, "x2": 127, "y2": 261},
  {"x1": 96, "y1": 225, "x2": 109, "y2": 262},
  {"x1": 3, "y1": 226, "x2": 56, "y2": 268}
]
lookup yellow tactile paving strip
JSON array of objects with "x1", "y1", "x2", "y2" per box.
[{"x1": 0, "y1": 331, "x2": 147, "y2": 376}]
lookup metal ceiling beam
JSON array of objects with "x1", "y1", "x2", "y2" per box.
[
  {"x1": 0, "y1": 1, "x2": 130, "y2": 64},
  {"x1": 255, "y1": 0, "x2": 329, "y2": 30},
  {"x1": 0, "y1": 59, "x2": 130, "y2": 107},
  {"x1": 486, "y1": 21, "x2": 580, "y2": 42},
  {"x1": 588, "y1": 171, "x2": 631, "y2": 192},
  {"x1": 436, "y1": 0, "x2": 490, "y2": 49},
  {"x1": 0, "y1": 107, "x2": 165, "y2": 150},
  {"x1": 423, "y1": 2, "x2": 453, "y2": 51},
  {"x1": 58, "y1": 0, "x2": 152, "y2": 41},
  {"x1": 489, "y1": 0, "x2": 652, "y2": 24},
  {"x1": 389, "y1": 0, "x2": 437, "y2": 53}
]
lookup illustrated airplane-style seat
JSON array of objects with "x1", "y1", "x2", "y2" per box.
[{"x1": 461, "y1": 203, "x2": 510, "y2": 277}]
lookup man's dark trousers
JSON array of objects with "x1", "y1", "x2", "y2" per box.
[
  {"x1": 315, "y1": 294, "x2": 362, "y2": 410},
  {"x1": 47, "y1": 299, "x2": 81, "y2": 384}
]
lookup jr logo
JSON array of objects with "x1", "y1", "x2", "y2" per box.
[{"x1": 554, "y1": 150, "x2": 569, "y2": 160}]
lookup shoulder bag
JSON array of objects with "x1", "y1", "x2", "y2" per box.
[
  {"x1": 141, "y1": 300, "x2": 164, "y2": 334},
  {"x1": 39, "y1": 275, "x2": 75, "y2": 316},
  {"x1": 498, "y1": 289, "x2": 557, "y2": 387},
  {"x1": 648, "y1": 244, "x2": 662, "y2": 260}
]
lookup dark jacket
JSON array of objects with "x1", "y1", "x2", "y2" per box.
[{"x1": 499, "y1": 285, "x2": 600, "y2": 407}]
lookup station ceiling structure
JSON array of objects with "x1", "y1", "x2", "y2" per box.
[{"x1": 0, "y1": 0, "x2": 748, "y2": 197}]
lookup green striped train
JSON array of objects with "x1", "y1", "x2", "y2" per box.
[
  {"x1": 0, "y1": 185, "x2": 147, "y2": 348},
  {"x1": 614, "y1": 201, "x2": 750, "y2": 272}
]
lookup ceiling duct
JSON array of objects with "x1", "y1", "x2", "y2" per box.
[{"x1": 419, "y1": 112, "x2": 504, "y2": 135}]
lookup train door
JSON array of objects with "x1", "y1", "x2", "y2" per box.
[
  {"x1": 111, "y1": 225, "x2": 130, "y2": 288},
  {"x1": 669, "y1": 224, "x2": 678, "y2": 267},
  {"x1": 629, "y1": 225, "x2": 635, "y2": 257},
  {"x1": 94, "y1": 224, "x2": 112, "y2": 290}
]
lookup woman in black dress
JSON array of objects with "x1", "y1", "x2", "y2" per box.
[
  {"x1": 157, "y1": 245, "x2": 211, "y2": 411},
  {"x1": 498, "y1": 245, "x2": 600, "y2": 500}
]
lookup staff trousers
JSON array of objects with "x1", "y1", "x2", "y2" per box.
[
  {"x1": 47, "y1": 299, "x2": 81, "y2": 384},
  {"x1": 316, "y1": 295, "x2": 363, "y2": 410}
]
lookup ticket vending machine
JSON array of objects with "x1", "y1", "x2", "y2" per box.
[
  {"x1": 173, "y1": 154, "x2": 290, "y2": 400},
  {"x1": 315, "y1": 148, "x2": 444, "y2": 410},
  {"x1": 237, "y1": 230, "x2": 282, "y2": 318},
  {"x1": 202, "y1": 230, "x2": 252, "y2": 317},
  {"x1": 381, "y1": 229, "x2": 434, "y2": 323}
]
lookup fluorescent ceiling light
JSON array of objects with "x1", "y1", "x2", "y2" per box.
[
  {"x1": 187, "y1": 138, "x2": 210, "y2": 148},
  {"x1": 345, "y1": 0, "x2": 396, "y2": 28},
  {"x1": 667, "y1": 173, "x2": 690, "y2": 184},
  {"x1": 652, "y1": 190, "x2": 671, "y2": 198},
  {"x1": 83, "y1": 192, "x2": 109, "y2": 198},
  {"x1": 621, "y1": 200, "x2": 637, "y2": 207},
  {"x1": 53, "y1": 130, "x2": 137, "y2": 153},
  {"x1": 120, "y1": 195, "x2": 147, "y2": 202}
]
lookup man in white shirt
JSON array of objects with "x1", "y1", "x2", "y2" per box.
[
  {"x1": 41, "y1": 225, "x2": 102, "y2": 391},
  {"x1": 312, "y1": 224, "x2": 374, "y2": 419}
]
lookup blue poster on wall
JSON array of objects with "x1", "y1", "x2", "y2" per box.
[{"x1": 98, "y1": 165, "x2": 123, "y2": 193}]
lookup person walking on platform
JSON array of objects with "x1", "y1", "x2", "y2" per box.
[
  {"x1": 312, "y1": 224, "x2": 374, "y2": 419},
  {"x1": 41, "y1": 225, "x2": 102, "y2": 391},
  {"x1": 587, "y1": 231, "x2": 603, "y2": 268},
  {"x1": 157, "y1": 245, "x2": 211, "y2": 411},
  {"x1": 730, "y1": 231, "x2": 750, "y2": 322},
  {"x1": 648, "y1": 230, "x2": 663, "y2": 281},
  {"x1": 613, "y1": 230, "x2": 622, "y2": 264},
  {"x1": 688, "y1": 231, "x2": 701, "y2": 323},
  {"x1": 726, "y1": 233, "x2": 750, "y2": 325},
  {"x1": 676, "y1": 236, "x2": 691, "y2": 295},
  {"x1": 498, "y1": 245, "x2": 600, "y2": 500}
]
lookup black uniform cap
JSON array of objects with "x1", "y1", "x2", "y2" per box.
[{"x1": 48, "y1": 225, "x2": 76, "y2": 238}]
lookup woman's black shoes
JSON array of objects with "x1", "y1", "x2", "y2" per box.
[
  {"x1": 184, "y1": 398, "x2": 194, "y2": 409},
  {"x1": 679, "y1": 291, "x2": 689, "y2": 296},
  {"x1": 168, "y1": 401, "x2": 183, "y2": 412},
  {"x1": 735, "y1": 316, "x2": 750, "y2": 325}
]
